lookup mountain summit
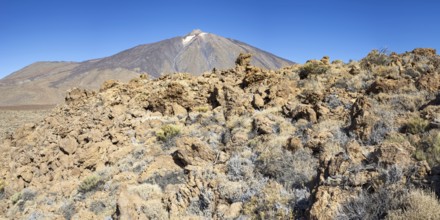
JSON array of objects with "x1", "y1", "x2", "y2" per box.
[
  {"x1": 73, "y1": 29, "x2": 293, "y2": 78},
  {"x1": 0, "y1": 30, "x2": 294, "y2": 106}
]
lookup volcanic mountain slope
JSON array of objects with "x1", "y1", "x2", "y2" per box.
[
  {"x1": 1, "y1": 50, "x2": 440, "y2": 219},
  {"x1": 0, "y1": 30, "x2": 294, "y2": 106}
]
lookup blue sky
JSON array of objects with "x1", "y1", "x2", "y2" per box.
[{"x1": 1, "y1": 0, "x2": 439, "y2": 78}]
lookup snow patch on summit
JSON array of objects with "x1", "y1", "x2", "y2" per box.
[
  {"x1": 182, "y1": 29, "x2": 207, "y2": 45},
  {"x1": 182, "y1": 35, "x2": 195, "y2": 45}
]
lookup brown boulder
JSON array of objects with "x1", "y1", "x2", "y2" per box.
[
  {"x1": 253, "y1": 115, "x2": 276, "y2": 135},
  {"x1": 252, "y1": 94, "x2": 265, "y2": 109},
  {"x1": 235, "y1": 53, "x2": 252, "y2": 67},
  {"x1": 172, "y1": 137, "x2": 216, "y2": 167},
  {"x1": 283, "y1": 104, "x2": 317, "y2": 123},
  {"x1": 412, "y1": 48, "x2": 437, "y2": 57},
  {"x1": 374, "y1": 143, "x2": 414, "y2": 167},
  {"x1": 310, "y1": 186, "x2": 355, "y2": 220},
  {"x1": 65, "y1": 88, "x2": 94, "y2": 104}
]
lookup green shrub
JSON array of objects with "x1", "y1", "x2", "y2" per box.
[
  {"x1": 299, "y1": 61, "x2": 329, "y2": 79},
  {"x1": 414, "y1": 132, "x2": 440, "y2": 166},
  {"x1": 360, "y1": 49, "x2": 391, "y2": 70},
  {"x1": 10, "y1": 192, "x2": 22, "y2": 204},
  {"x1": 156, "y1": 124, "x2": 181, "y2": 142},
  {"x1": 405, "y1": 117, "x2": 429, "y2": 134},
  {"x1": 192, "y1": 106, "x2": 210, "y2": 113},
  {"x1": 78, "y1": 175, "x2": 102, "y2": 193}
]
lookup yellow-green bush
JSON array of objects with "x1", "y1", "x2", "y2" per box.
[
  {"x1": 10, "y1": 192, "x2": 21, "y2": 204},
  {"x1": 192, "y1": 106, "x2": 210, "y2": 113},
  {"x1": 78, "y1": 175, "x2": 102, "y2": 193},
  {"x1": 299, "y1": 60, "x2": 329, "y2": 79},
  {"x1": 405, "y1": 117, "x2": 429, "y2": 134},
  {"x1": 387, "y1": 189, "x2": 440, "y2": 220},
  {"x1": 156, "y1": 124, "x2": 181, "y2": 141}
]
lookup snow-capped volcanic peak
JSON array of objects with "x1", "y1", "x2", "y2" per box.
[
  {"x1": 182, "y1": 29, "x2": 207, "y2": 45},
  {"x1": 182, "y1": 35, "x2": 195, "y2": 45}
]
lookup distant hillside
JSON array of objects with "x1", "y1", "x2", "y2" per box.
[{"x1": 0, "y1": 30, "x2": 294, "y2": 106}]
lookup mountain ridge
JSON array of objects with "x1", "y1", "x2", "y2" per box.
[{"x1": 0, "y1": 30, "x2": 294, "y2": 106}]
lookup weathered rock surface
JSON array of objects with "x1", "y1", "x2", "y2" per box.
[{"x1": 1, "y1": 49, "x2": 440, "y2": 219}]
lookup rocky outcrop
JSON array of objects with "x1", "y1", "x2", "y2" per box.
[{"x1": 1, "y1": 48, "x2": 440, "y2": 219}]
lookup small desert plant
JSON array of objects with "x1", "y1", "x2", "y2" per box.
[
  {"x1": 360, "y1": 49, "x2": 391, "y2": 70},
  {"x1": 192, "y1": 105, "x2": 210, "y2": 113},
  {"x1": 332, "y1": 59, "x2": 344, "y2": 65},
  {"x1": 0, "y1": 180, "x2": 4, "y2": 195},
  {"x1": 383, "y1": 165, "x2": 403, "y2": 185},
  {"x1": 227, "y1": 155, "x2": 255, "y2": 181},
  {"x1": 21, "y1": 188, "x2": 36, "y2": 201},
  {"x1": 255, "y1": 147, "x2": 318, "y2": 189},
  {"x1": 60, "y1": 201, "x2": 76, "y2": 220},
  {"x1": 9, "y1": 189, "x2": 36, "y2": 211},
  {"x1": 404, "y1": 117, "x2": 429, "y2": 134},
  {"x1": 129, "y1": 184, "x2": 162, "y2": 201},
  {"x1": 89, "y1": 200, "x2": 106, "y2": 214},
  {"x1": 10, "y1": 192, "x2": 22, "y2": 204},
  {"x1": 366, "y1": 120, "x2": 391, "y2": 145},
  {"x1": 156, "y1": 124, "x2": 181, "y2": 142},
  {"x1": 325, "y1": 94, "x2": 344, "y2": 109},
  {"x1": 387, "y1": 189, "x2": 440, "y2": 220},
  {"x1": 78, "y1": 175, "x2": 102, "y2": 193},
  {"x1": 414, "y1": 131, "x2": 440, "y2": 167},
  {"x1": 337, "y1": 187, "x2": 407, "y2": 220},
  {"x1": 187, "y1": 187, "x2": 215, "y2": 217},
  {"x1": 242, "y1": 181, "x2": 295, "y2": 219},
  {"x1": 299, "y1": 61, "x2": 330, "y2": 79}
]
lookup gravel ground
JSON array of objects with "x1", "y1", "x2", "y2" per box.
[{"x1": 0, "y1": 107, "x2": 52, "y2": 141}]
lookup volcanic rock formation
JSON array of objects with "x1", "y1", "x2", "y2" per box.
[
  {"x1": 0, "y1": 30, "x2": 293, "y2": 106},
  {"x1": 1, "y1": 50, "x2": 440, "y2": 219}
]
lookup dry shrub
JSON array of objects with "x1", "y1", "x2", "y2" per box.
[
  {"x1": 242, "y1": 181, "x2": 294, "y2": 219},
  {"x1": 387, "y1": 189, "x2": 440, "y2": 220},
  {"x1": 414, "y1": 131, "x2": 440, "y2": 166},
  {"x1": 405, "y1": 117, "x2": 429, "y2": 134}
]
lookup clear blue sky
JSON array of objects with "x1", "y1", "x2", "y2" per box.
[{"x1": 1, "y1": 0, "x2": 439, "y2": 78}]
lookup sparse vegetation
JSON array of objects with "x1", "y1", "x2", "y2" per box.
[
  {"x1": 299, "y1": 60, "x2": 330, "y2": 79},
  {"x1": 414, "y1": 131, "x2": 440, "y2": 166},
  {"x1": 78, "y1": 175, "x2": 102, "y2": 193},
  {"x1": 89, "y1": 200, "x2": 106, "y2": 214},
  {"x1": 387, "y1": 189, "x2": 440, "y2": 219},
  {"x1": 404, "y1": 116, "x2": 429, "y2": 134},
  {"x1": 360, "y1": 49, "x2": 391, "y2": 70},
  {"x1": 1, "y1": 49, "x2": 440, "y2": 219},
  {"x1": 242, "y1": 182, "x2": 295, "y2": 219},
  {"x1": 156, "y1": 124, "x2": 181, "y2": 142},
  {"x1": 192, "y1": 105, "x2": 210, "y2": 113},
  {"x1": 60, "y1": 201, "x2": 75, "y2": 220},
  {"x1": 10, "y1": 192, "x2": 22, "y2": 204},
  {"x1": 0, "y1": 180, "x2": 4, "y2": 195}
]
